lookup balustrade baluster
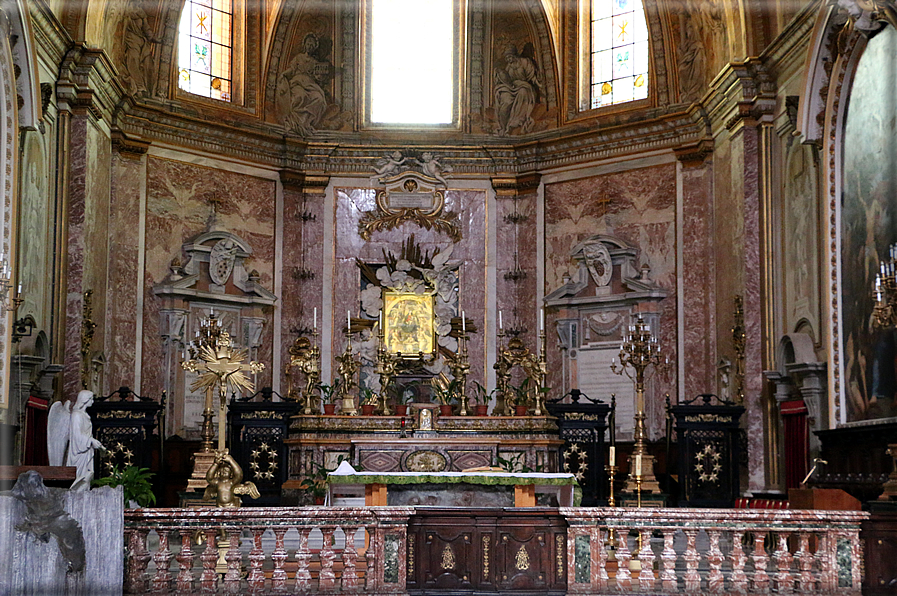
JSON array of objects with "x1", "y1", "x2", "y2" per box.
[
  {"x1": 247, "y1": 528, "x2": 267, "y2": 593},
  {"x1": 175, "y1": 530, "x2": 195, "y2": 593},
  {"x1": 707, "y1": 530, "x2": 724, "y2": 593},
  {"x1": 223, "y1": 528, "x2": 243, "y2": 593},
  {"x1": 729, "y1": 531, "x2": 748, "y2": 593},
  {"x1": 318, "y1": 526, "x2": 337, "y2": 590},
  {"x1": 659, "y1": 529, "x2": 678, "y2": 592},
  {"x1": 152, "y1": 530, "x2": 173, "y2": 593},
  {"x1": 751, "y1": 531, "x2": 770, "y2": 592},
  {"x1": 816, "y1": 532, "x2": 835, "y2": 593},
  {"x1": 126, "y1": 528, "x2": 151, "y2": 594},
  {"x1": 271, "y1": 528, "x2": 289, "y2": 593},
  {"x1": 596, "y1": 527, "x2": 608, "y2": 590},
  {"x1": 200, "y1": 528, "x2": 219, "y2": 593},
  {"x1": 294, "y1": 527, "x2": 313, "y2": 593},
  {"x1": 683, "y1": 529, "x2": 701, "y2": 593},
  {"x1": 365, "y1": 536, "x2": 377, "y2": 591},
  {"x1": 774, "y1": 531, "x2": 794, "y2": 594},
  {"x1": 795, "y1": 531, "x2": 814, "y2": 593},
  {"x1": 637, "y1": 529, "x2": 656, "y2": 592},
  {"x1": 614, "y1": 527, "x2": 632, "y2": 592},
  {"x1": 340, "y1": 525, "x2": 361, "y2": 591}
]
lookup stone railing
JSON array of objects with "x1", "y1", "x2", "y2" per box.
[
  {"x1": 561, "y1": 507, "x2": 868, "y2": 594},
  {"x1": 124, "y1": 507, "x2": 412, "y2": 594}
]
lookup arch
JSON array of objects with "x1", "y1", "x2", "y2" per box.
[{"x1": 775, "y1": 333, "x2": 818, "y2": 377}]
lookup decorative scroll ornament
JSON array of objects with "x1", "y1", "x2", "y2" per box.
[
  {"x1": 360, "y1": 172, "x2": 461, "y2": 242},
  {"x1": 835, "y1": 0, "x2": 897, "y2": 53},
  {"x1": 515, "y1": 545, "x2": 531, "y2": 570}
]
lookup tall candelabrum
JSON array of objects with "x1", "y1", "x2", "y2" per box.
[
  {"x1": 375, "y1": 320, "x2": 402, "y2": 416},
  {"x1": 183, "y1": 312, "x2": 225, "y2": 452},
  {"x1": 872, "y1": 246, "x2": 897, "y2": 499},
  {"x1": 611, "y1": 314, "x2": 664, "y2": 493},
  {"x1": 447, "y1": 326, "x2": 472, "y2": 416},
  {"x1": 335, "y1": 332, "x2": 359, "y2": 416}
]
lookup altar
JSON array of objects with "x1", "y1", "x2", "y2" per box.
[{"x1": 326, "y1": 462, "x2": 580, "y2": 507}]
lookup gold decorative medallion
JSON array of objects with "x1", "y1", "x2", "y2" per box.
[
  {"x1": 515, "y1": 545, "x2": 530, "y2": 571},
  {"x1": 556, "y1": 534, "x2": 564, "y2": 578},
  {"x1": 483, "y1": 535, "x2": 491, "y2": 578},
  {"x1": 405, "y1": 450, "x2": 447, "y2": 472},
  {"x1": 441, "y1": 544, "x2": 456, "y2": 570},
  {"x1": 359, "y1": 173, "x2": 461, "y2": 242}
]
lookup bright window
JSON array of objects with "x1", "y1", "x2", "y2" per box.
[
  {"x1": 370, "y1": 0, "x2": 454, "y2": 125},
  {"x1": 178, "y1": 0, "x2": 233, "y2": 101},
  {"x1": 590, "y1": 0, "x2": 649, "y2": 108}
]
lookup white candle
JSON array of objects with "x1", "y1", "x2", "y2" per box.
[
  {"x1": 609, "y1": 446, "x2": 615, "y2": 467},
  {"x1": 380, "y1": 310, "x2": 384, "y2": 329},
  {"x1": 499, "y1": 310, "x2": 503, "y2": 330},
  {"x1": 635, "y1": 454, "x2": 642, "y2": 477},
  {"x1": 348, "y1": 310, "x2": 352, "y2": 331},
  {"x1": 313, "y1": 307, "x2": 317, "y2": 330},
  {"x1": 462, "y1": 311, "x2": 466, "y2": 333},
  {"x1": 17, "y1": 283, "x2": 21, "y2": 295},
  {"x1": 540, "y1": 309, "x2": 544, "y2": 331}
]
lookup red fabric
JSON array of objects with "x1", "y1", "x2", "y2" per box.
[
  {"x1": 781, "y1": 399, "x2": 809, "y2": 490},
  {"x1": 23, "y1": 395, "x2": 49, "y2": 466}
]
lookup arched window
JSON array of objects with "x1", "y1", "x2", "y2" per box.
[
  {"x1": 178, "y1": 0, "x2": 234, "y2": 101},
  {"x1": 586, "y1": 0, "x2": 649, "y2": 108},
  {"x1": 367, "y1": 0, "x2": 459, "y2": 127}
]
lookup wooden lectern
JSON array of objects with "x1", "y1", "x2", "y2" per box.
[{"x1": 788, "y1": 487, "x2": 862, "y2": 511}]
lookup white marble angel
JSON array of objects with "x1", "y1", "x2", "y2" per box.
[
  {"x1": 416, "y1": 152, "x2": 453, "y2": 186},
  {"x1": 48, "y1": 390, "x2": 104, "y2": 491}
]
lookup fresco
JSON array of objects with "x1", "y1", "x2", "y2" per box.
[{"x1": 841, "y1": 26, "x2": 897, "y2": 422}]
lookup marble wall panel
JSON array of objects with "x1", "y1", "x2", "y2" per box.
[
  {"x1": 104, "y1": 153, "x2": 142, "y2": 392},
  {"x1": 681, "y1": 162, "x2": 716, "y2": 399},
  {"x1": 62, "y1": 117, "x2": 88, "y2": 398},
  {"x1": 141, "y1": 157, "x2": 276, "y2": 399},
  {"x1": 544, "y1": 163, "x2": 677, "y2": 436}
]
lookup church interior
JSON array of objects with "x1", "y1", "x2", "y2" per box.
[{"x1": 1, "y1": 0, "x2": 896, "y2": 593}]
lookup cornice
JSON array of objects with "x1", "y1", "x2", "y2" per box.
[
  {"x1": 28, "y1": 0, "x2": 71, "y2": 69},
  {"x1": 55, "y1": 44, "x2": 123, "y2": 121}
]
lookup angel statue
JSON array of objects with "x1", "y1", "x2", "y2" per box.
[
  {"x1": 47, "y1": 390, "x2": 105, "y2": 491},
  {"x1": 203, "y1": 449, "x2": 260, "y2": 508},
  {"x1": 372, "y1": 150, "x2": 407, "y2": 180},
  {"x1": 416, "y1": 152, "x2": 453, "y2": 186}
]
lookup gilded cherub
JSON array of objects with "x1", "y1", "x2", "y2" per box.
[{"x1": 204, "y1": 449, "x2": 260, "y2": 508}]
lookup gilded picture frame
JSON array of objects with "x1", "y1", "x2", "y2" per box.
[{"x1": 383, "y1": 291, "x2": 436, "y2": 356}]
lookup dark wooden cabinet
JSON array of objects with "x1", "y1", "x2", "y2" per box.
[
  {"x1": 407, "y1": 508, "x2": 567, "y2": 595},
  {"x1": 862, "y1": 510, "x2": 897, "y2": 595}
]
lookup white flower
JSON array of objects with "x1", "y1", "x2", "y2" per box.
[{"x1": 360, "y1": 286, "x2": 383, "y2": 317}]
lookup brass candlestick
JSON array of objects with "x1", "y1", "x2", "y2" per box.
[
  {"x1": 335, "y1": 333, "x2": 359, "y2": 415},
  {"x1": 611, "y1": 314, "x2": 663, "y2": 493},
  {"x1": 605, "y1": 462, "x2": 618, "y2": 549},
  {"x1": 375, "y1": 322, "x2": 401, "y2": 415},
  {"x1": 448, "y1": 331, "x2": 472, "y2": 415}
]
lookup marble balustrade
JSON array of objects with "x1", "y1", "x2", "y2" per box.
[
  {"x1": 562, "y1": 507, "x2": 868, "y2": 594},
  {"x1": 124, "y1": 505, "x2": 867, "y2": 595},
  {"x1": 124, "y1": 507, "x2": 412, "y2": 594}
]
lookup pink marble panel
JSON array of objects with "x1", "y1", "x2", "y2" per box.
[
  {"x1": 544, "y1": 164, "x2": 677, "y2": 435},
  {"x1": 105, "y1": 153, "x2": 142, "y2": 390},
  {"x1": 141, "y1": 157, "x2": 276, "y2": 398},
  {"x1": 63, "y1": 117, "x2": 88, "y2": 398}
]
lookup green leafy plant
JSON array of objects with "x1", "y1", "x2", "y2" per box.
[
  {"x1": 318, "y1": 380, "x2": 340, "y2": 404},
  {"x1": 360, "y1": 386, "x2": 379, "y2": 406},
  {"x1": 510, "y1": 378, "x2": 532, "y2": 407},
  {"x1": 431, "y1": 377, "x2": 462, "y2": 406},
  {"x1": 497, "y1": 454, "x2": 544, "y2": 474},
  {"x1": 298, "y1": 456, "x2": 347, "y2": 500},
  {"x1": 473, "y1": 382, "x2": 497, "y2": 405},
  {"x1": 93, "y1": 465, "x2": 156, "y2": 507}
]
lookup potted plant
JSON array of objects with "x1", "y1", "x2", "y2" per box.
[
  {"x1": 93, "y1": 465, "x2": 156, "y2": 508},
  {"x1": 511, "y1": 378, "x2": 532, "y2": 416},
  {"x1": 318, "y1": 380, "x2": 340, "y2": 415},
  {"x1": 297, "y1": 457, "x2": 346, "y2": 505},
  {"x1": 360, "y1": 387, "x2": 378, "y2": 416},
  {"x1": 394, "y1": 382, "x2": 418, "y2": 417},
  {"x1": 431, "y1": 378, "x2": 460, "y2": 417},
  {"x1": 473, "y1": 382, "x2": 495, "y2": 416}
]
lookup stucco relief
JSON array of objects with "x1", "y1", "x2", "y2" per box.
[
  {"x1": 275, "y1": 18, "x2": 352, "y2": 134},
  {"x1": 18, "y1": 131, "x2": 48, "y2": 330},
  {"x1": 107, "y1": 0, "x2": 161, "y2": 97},
  {"x1": 673, "y1": 0, "x2": 728, "y2": 103},
  {"x1": 783, "y1": 138, "x2": 819, "y2": 334}
]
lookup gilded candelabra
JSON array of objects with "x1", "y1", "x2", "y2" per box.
[
  {"x1": 605, "y1": 446, "x2": 618, "y2": 549},
  {"x1": 375, "y1": 321, "x2": 402, "y2": 415},
  {"x1": 286, "y1": 332, "x2": 321, "y2": 415},
  {"x1": 611, "y1": 314, "x2": 663, "y2": 493},
  {"x1": 447, "y1": 329, "x2": 472, "y2": 415},
  {"x1": 335, "y1": 333, "x2": 360, "y2": 415},
  {"x1": 494, "y1": 322, "x2": 547, "y2": 416},
  {"x1": 184, "y1": 312, "x2": 225, "y2": 452},
  {"x1": 872, "y1": 249, "x2": 897, "y2": 499}
]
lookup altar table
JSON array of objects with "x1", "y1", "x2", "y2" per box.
[{"x1": 327, "y1": 462, "x2": 580, "y2": 507}]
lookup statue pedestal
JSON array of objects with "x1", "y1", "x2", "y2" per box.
[
  {"x1": 186, "y1": 450, "x2": 216, "y2": 492},
  {"x1": 622, "y1": 453, "x2": 662, "y2": 494}
]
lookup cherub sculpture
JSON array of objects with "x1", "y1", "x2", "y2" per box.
[
  {"x1": 416, "y1": 152, "x2": 452, "y2": 186},
  {"x1": 204, "y1": 449, "x2": 260, "y2": 508},
  {"x1": 372, "y1": 150, "x2": 407, "y2": 179},
  {"x1": 47, "y1": 390, "x2": 105, "y2": 491}
]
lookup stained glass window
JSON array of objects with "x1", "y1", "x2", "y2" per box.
[
  {"x1": 178, "y1": 0, "x2": 233, "y2": 101},
  {"x1": 590, "y1": 0, "x2": 649, "y2": 108}
]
